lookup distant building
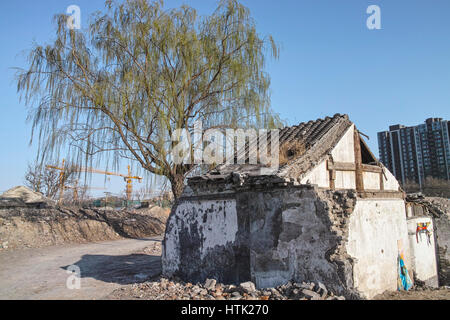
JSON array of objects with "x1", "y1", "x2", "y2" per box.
[{"x1": 378, "y1": 118, "x2": 450, "y2": 187}]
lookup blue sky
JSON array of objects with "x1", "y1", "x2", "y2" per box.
[{"x1": 1, "y1": 0, "x2": 449, "y2": 195}]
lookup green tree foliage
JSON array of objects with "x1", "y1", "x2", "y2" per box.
[{"x1": 16, "y1": 0, "x2": 282, "y2": 198}]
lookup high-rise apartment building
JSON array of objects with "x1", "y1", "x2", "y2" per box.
[{"x1": 377, "y1": 118, "x2": 450, "y2": 187}]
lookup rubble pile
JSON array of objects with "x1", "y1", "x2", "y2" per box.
[
  {"x1": 108, "y1": 278, "x2": 346, "y2": 300},
  {"x1": 406, "y1": 193, "x2": 449, "y2": 217}
]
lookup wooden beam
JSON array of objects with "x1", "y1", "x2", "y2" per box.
[
  {"x1": 362, "y1": 164, "x2": 382, "y2": 173},
  {"x1": 379, "y1": 171, "x2": 385, "y2": 191},
  {"x1": 327, "y1": 159, "x2": 336, "y2": 190},
  {"x1": 327, "y1": 162, "x2": 382, "y2": 173},
  {"x1": 327, "y1": 160, "x2": 355, "y2": 171},
  {"x1": 358, "y1": 191, "x2": 404, "y2": 199},
  {"x1": 354, "y1": 129, "x2": 364, "y2": 192},
  {"x1": 330, "y1": 169, "x2": 336, "y2": 190}
]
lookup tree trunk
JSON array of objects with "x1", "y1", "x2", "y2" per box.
[{"x1": 170, "y1": 174, "x2": 185, "y2": 200}]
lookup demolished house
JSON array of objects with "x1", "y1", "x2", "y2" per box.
[
  {"x1": 405, "y1": 194, "x2": 450, "y2": 287},
  {"x1": 162, "y1": 114, "x2": 441, "y2": 299}
]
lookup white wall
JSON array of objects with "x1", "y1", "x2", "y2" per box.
[
  {"x1": 163, "y1": 199, "x2": 238, "y2": 276},
  {"x1": 300, "y1": 124, "x2": 400, "y2": 192},
  {"x1": 407, "y1": 217, "x2": 438, "y2": 287},
  {"x1": 335, "y1": 171, "x2": 356, "y2": 189},
  {"x1": 346, "y1": 199, "x2": 410, "y2": 299},
  {"x1": 299, "y1": 123, "x2": 356, "y2": 188},
  {"x1": 331, "y1": 125, "x2": 355, "y2": 163},
  {"x1": 381, "y1": 165, "x2": 400, "y2": 191},
  {"x1": 300, "y1": 160, "x2": 329, "y2": 187},
  {"x1": 363, "y1": 171, "x2": 381, "y2": 190}
]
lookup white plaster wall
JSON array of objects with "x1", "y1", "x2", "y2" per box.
[
  {"x1": 329, "y1": 124, "x2": 358, "y2": 189},
  {"x1": 163, "y1": 199, "x2": 238, "y2": 275},
  {"x1": 381, "y1": 165, "x2": 400, "y2": 191},
  {"x1": 363, "y1": 171, "x2": 381, "y2": 190},
  {"x1": 407, "y1": 217, "x2": 438, "y2": 287},
  {"x1": 346, "y1": 199, "x2": 410, "y2": 299},
  {"x1": 300, "y1": 160, "x2": 329, "y2": 188},
  {"x1": 335, "y1": 171, "x2": 356, "y2": 189},
  {"x1": 163, "y1": 217, "x2": 182, "y2": 275},
  {"x1": 331, "y1": 125, "x2": 355, "y2": 163}
]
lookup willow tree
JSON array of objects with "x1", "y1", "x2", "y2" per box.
[{"x1": 17, "y1": 0, "x2": 282, "y2": 199}]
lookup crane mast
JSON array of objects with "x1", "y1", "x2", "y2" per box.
[{"x1": 46, "y1": 159, "x2": 142, "y2": 203}]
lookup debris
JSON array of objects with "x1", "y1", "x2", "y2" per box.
[
  {"x1": 204, "y1": 279, "x2": 217, "y2": 291},
  {"x1": 317, "y1": 281, "x2": 328, "y2": 298},
  {"x1": 106, "y1": 277, "x2": 346, "y2": 300},
  {"x1": 240, "y1": 281, "x2": 256, "y2": 293},
  {"x1": 301, "y1": 289, "x2": 321, "y2": 300},
  {"x1": 406, "y1": 193, "x2": 448, "y2": 218}
]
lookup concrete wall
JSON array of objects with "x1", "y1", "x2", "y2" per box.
[
  {"x1": 243, "y1": 187, "x2": 347, "y2": 293},
  {"x1": 406, "y1": 217, "x2": 438, "y2": 287},
  {"x1": 163, "y1": 185, "x2": 358, "y2": 297},
  {"x1": 346, "y1": 198, "x2": 411, "y2": 299},
  {"x1": 163, "y1": 182, "x2": 415, "y2": 299},
  {"x1": 162, "y1": 197, "x2": 251, "y2": 284}
]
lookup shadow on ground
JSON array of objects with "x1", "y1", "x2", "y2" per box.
[{"x1": 62, "y1": 253, "x2": 161, "y2": 285}]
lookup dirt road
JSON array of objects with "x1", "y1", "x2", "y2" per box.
[{"x1": 0, "y1": 237, "x2": 162, "y2": 300}]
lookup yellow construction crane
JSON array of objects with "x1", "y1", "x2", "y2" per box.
[
  {"x1": 77, "y1": 165, "x2": 143, "y2": 201},
  {"x1": 64, "y1": 180, "x2": 107, "y2": 202},
  {"x1": 46, "y1": 159, "x2": 143, "y2": 203}
]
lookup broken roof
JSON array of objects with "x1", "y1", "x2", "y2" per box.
[{"x1": 188, "y1": 113, "x2": 353, "y2": 184}]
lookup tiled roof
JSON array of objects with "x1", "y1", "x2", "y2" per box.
[
  {"x1": 278, "y1": 113, "x2": 349, "y2": 150},
  {"x1": 189, "y1": 113, "x2": 353, "y2": 182}
]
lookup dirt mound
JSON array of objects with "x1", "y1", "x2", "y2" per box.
[
  {"x1": 134, "y1": 206, "x2": 170, "y2": 222},
  {"x1": 0, "y1": 186, "x2": 54, "y2": 208},
  {"x1": 373, "y1": 287, "x2": 450, "y2": 300},
  {"x1": 0, "y1": 205, "x2": 168, "y2": 251}
]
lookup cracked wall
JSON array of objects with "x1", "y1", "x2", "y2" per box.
[
  {"x1": 162, "y1": 197, "x2": 251, "y2": 284},
  {"x1": 163, "y1": 184, "x2": 362, "y2": 298},
  {"x1": 163, "y1": 180, "x2": 412, "y2": 299}
]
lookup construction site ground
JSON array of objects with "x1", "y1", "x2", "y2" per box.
[
  {"x1": 0, "y1": 237, "x2": 162, "y2": 300},
  {"x1": 373, "y1": 287, "x2": 450, "y2": 300},
  {"x1": 0, "y1": 235, "x2": 448, "y2": 300}
]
